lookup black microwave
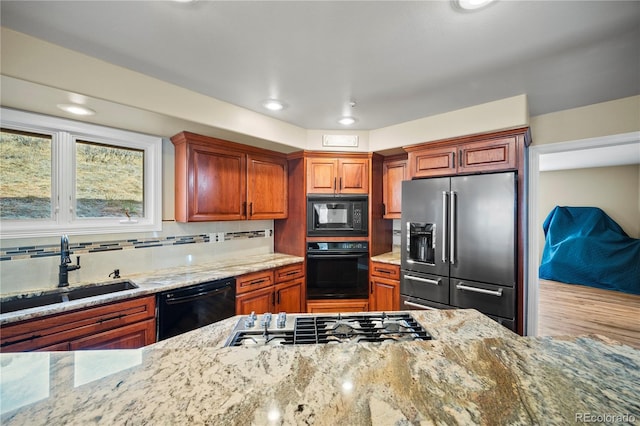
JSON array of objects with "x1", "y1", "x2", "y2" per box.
[{"x1": 307, "y1": 195, "x2": 368, "y2": 236}]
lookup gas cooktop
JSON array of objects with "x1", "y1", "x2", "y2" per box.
[{"x1": 224, "y1": 312, "x2": 432, "y2": 347}]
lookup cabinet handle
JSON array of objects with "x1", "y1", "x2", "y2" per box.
[
  {"x1": 339, "y1": 177, "x2": 342, "y2": 190},
  {"x1": 382, "y1": 203, "x2": 386, "y2": 215},
  {"x1": 242, "y1": 202, "x2": 247, "y2": 216},
  {"x1": 452, "y1": 151, "x2": 455, "y2": 168},
  {"x1": 249, "y1": 278, "x2": 267, "y2": 286},
  {"x1": 277, "y1": 290, "x2": 281, "y2": 305},
  {"x1": 249, "y1": 202, "x2": 253, "y2": 216},
  {"x1": 334, "y1": 177, "x2": 337, "y2": 191},
  {"x1": 370, "y1": 281, "x2": 374, "y2": 294},
  {"x1": 272, "y1": 292, "x2": 276, "y2": 307},
  {"x1": 376, "y1": 268, "x2": 391, "y2": 274},
  {"x1": 459, "y1": 149, "x2": 462, "y2": 167},
  {"x1": 97, "y1": 314, "x2": 125, "y2": 324},
  {"x1": 1, "y1": 334, "x2": 42, "y2": 348},
  {"x1": 283, "y1": 271, "x2": 298, "y2": 277}
]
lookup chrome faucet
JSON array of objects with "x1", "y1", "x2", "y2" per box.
[{"x1": 59, "y1": 234, "x2": 80, "y2": 287}]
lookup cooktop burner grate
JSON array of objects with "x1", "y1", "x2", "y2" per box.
[{"x1": 225, "y1": 313, "x2": 432, "y2": 347}]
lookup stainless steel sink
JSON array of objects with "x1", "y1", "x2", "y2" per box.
[{"x1": 0, "y1": 280, "x2": 139, "y2": 314}]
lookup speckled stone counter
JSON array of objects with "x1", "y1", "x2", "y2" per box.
[
  {"x1": 2, "y1": 309, "x2": 638, "y2": 425},
  {"x1": 370, "y1": 251, "x2": 401, "y2": 266},
  {"x1": 0, "y1": 253, "x2": 303, "y2": 325}
]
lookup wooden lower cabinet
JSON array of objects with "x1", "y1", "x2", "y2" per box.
[
  {"x1": 236, "y1": 263, "x2": 305, "y2": 315},
  {"x1": 370, "y1": 277, "x2": 400, "y2": 312},
  {"x1": 1, "y1": 296, "x2": 156, "y2": 353},
  {"x1": 70, "y1": 318, "x2": 156, "y2": 350},
  {"x1": 275, "y1": 278, "x2": 304, "y2": 313},
  {"x1": 306, "y1": 299, "x2": 369, "y2": 313},
  {"x1": 369, "y1": 261, "x2": 400, "y2": 311},
  {"x1": 236, "y1": 286, "x2": 274, "y2": 315}
]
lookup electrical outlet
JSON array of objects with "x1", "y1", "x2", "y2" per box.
[{"x1": 217, "y1": 232, "x2": 225, "y2": 242}]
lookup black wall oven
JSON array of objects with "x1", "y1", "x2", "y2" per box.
[
  {"x1": 307, "y1": 241, "x2": 369, "y2": 299},
  {"x1": 307, "y1": 195, "x2": 368, "y2": 237}
]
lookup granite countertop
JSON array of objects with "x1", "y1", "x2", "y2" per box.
[
  {"x1": 0, "y1": 253, "x2": 304, "y2": 325},
  {"x1": 1, "y1": 309, "x2": 639, "y2": 425},
  {"x1": 370, "y1": 250, "x2": 401, "y2": 266}
]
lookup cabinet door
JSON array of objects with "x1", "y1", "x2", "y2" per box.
[
  {"x1": 247, "y1": 154, "x2": 288, "y2": 220},
  {"x1": 275, "y1": 278, "x2": 304, "y2": 313},
  {"x1": 338, "y1": 158, "x2": 369, "y2": 194},
  {"x1": 408, "y1": 146, "x2": 457, "y2": 178},
  {"x1": 307, "y1": 158, "x2": 338, "y2": 194},
  {"x1": 370, "y1": 276, "x2": 399, "y2": 312},
  {"x1": 189, "y1": 144, "x2": 246, "y2": 221},
  {"x1": 236, "y1": 286, "x2": 274, "y2": 315},
  {"x1": 382, "y1": 158, "x2": 407, "y2": 219},
  {"x1": 70, "y1": 318, "x2": 156, "y2": 350},
  {"x1": 458, "y1": 137, "x2": 516, "y2": 174}
]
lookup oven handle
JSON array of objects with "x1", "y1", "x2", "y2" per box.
[
  {"x1": 307, "y1": 253, "x2": 367, "y2": 259},
  {"x1": 403, "y1": 300, "x2": 437, "y2": 310},
  {"x1": 164, "y1": 284, "x2": 233, "y2": 305}
]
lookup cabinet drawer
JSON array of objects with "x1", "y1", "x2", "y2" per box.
[
  {"x1": 449, "y1": 279, "x2": 515, "y2": 319},
  {"x1": 236, "y1": 270, "x2": 274, "y2": 294},
  {"x1": 371, "y1": 262, "x2": 400, "y2": 280},
  {"x1": 306, "y1": 299, "x2": 369, "y2": 313},
  {"x1": 1, "y1": 296, "x2": 156, "y2": 352},
  {"x1": 400, "y1": 272, "x2": 449, "y2": 305},
  {"x1": 274, "y1": 263, "x2": 304, "y2": 283}
]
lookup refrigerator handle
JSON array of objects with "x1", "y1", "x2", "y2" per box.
[
  {"x1": 450, "y1": 191, "x2": 456, "y2": 264},
  {"x1": 442, "y1": 191, "x2": 448, "y2": 263}
]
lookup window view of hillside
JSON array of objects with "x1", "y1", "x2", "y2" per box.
[{"x1": 0, "y1": 130, "x2": 144, "y2": 220}]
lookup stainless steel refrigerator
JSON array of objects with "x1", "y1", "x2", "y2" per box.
[{"x1": 400, "y1": 172, "x2": 517, "y2": 330}]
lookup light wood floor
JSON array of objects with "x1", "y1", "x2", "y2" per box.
[{"x1": 537, "y1": 279, "x2": 640, "y2": 349}]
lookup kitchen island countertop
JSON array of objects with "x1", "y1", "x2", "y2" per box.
[{"x1": 1, "y1": 309, "x2": 638, "y2": 425}]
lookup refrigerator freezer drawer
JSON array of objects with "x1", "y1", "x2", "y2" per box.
[
  {"x1": 401, "y1": 271, "x2": 450, "y2": 305},
  {"x1": 450, "y1": 278, "x2": 515, "y2": 319}
]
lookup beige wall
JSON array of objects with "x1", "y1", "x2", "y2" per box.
[
  {"x1": 538, "y1": 164, "x2": 640, "y2": 259},
  {"x1": 530, "y1": 95, "x2": 640, "y2": 146}
]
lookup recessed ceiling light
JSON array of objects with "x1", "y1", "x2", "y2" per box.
[
  {"x1": 338, "y1": 116, "x2": 357, "y2": 126},
  {"x1": 56, "y1": 104, "x2": 96, "y2": 116},
  {"x1": 456, "y1": 0, "x2": 495, "y2": 10},
  {"x1": 262, "y1": 99, "x2": 285, "y2": 111}
]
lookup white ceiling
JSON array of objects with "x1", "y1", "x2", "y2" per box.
[{"x1": 1, "y1": 1, "x2": 639, "y2": 131}]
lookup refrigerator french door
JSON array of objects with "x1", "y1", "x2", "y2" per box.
[{"x1": 400, "y1": 172, "x2": 516, "y2": 329}]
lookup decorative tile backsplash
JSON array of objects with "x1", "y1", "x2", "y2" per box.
[{"x1": 0, "y1": 230, "x2": 273, "y2": 262}]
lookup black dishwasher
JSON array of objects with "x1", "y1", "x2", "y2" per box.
[{"x1": 157, "y1": 278, "x2": 236, "y2": 341}]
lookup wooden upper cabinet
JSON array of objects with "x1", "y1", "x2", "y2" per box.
[
  {"x1": 409, "y1": 146, "x2": 457, "y2": 178},
  {"x1": 458, "y1": 137, "x2": 517, "y2": 174},
  {"x1": 171, "y1": 132, "x2": 288, "y2": 222},
  {"x1": 405, "y1": 128, "x2": 528, "y2": 179},
  {"x1": 247, "y1": 154, "x2": 288, "y2": 219},
  {"x1": 382, "y1": 155, "x2": 407, "y2": 219},
  {"x1": 306, "y1": 158, "x2": 338, "y2": 194},
  {"x1": 306, "y1": 156, "x2": 369, "y2": 194},
  {"x1": 338, "y1": 158, "x2": 369, "y2": 194},
  {"x1": 189, "y1": 144, "x2": 246, "y2": 221}
]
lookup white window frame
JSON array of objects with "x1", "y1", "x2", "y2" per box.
[{"x1": 1, "y1": 108, "x2": 162, "y2": 238}]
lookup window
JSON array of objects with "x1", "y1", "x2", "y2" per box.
[{"x1": 0, "y1": 108, "x2": 162, "y2": 238}]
